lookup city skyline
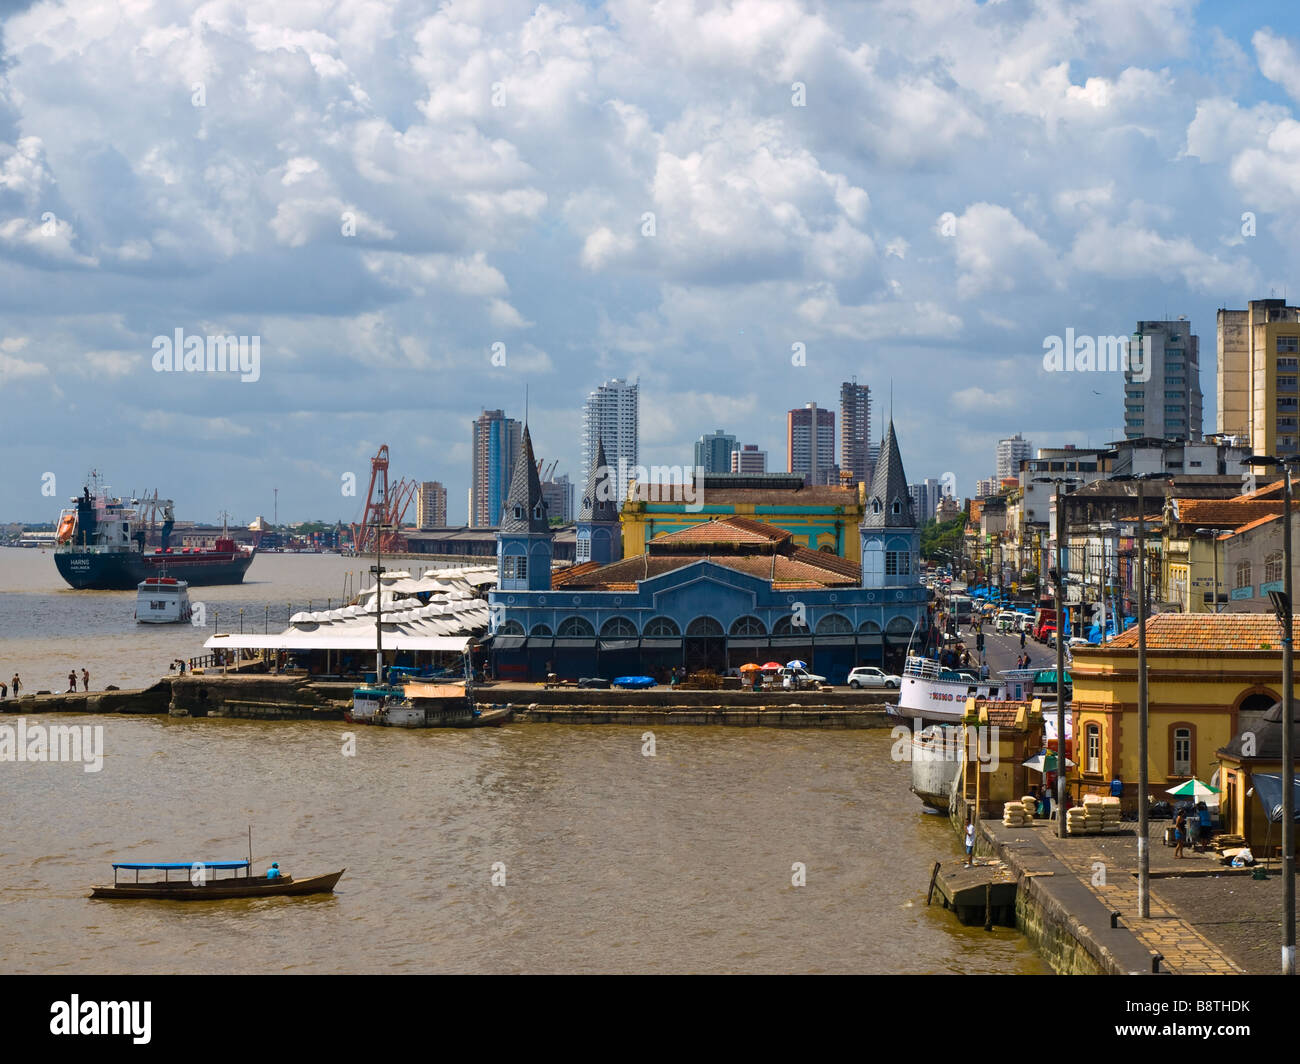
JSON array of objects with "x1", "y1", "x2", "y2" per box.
[{"x1": 3, "y1": 3, "x2": 1300, "y2": 524}]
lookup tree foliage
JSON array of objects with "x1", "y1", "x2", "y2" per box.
[{"x1": 920, "y1": 516, "x2": 967, "y2": 560}]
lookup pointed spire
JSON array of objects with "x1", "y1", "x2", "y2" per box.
[
  {"x1": 579, "y1": 437, "x2": 618, "y2": 523},
  {"x1": 861, "y1": 419, "x2": 914, "y2": 529},
  {"x1": 500, "y1": 424, "x2": 550, "y2": 533}
]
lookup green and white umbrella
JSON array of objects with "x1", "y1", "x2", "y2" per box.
[
  {"x1": 1165, "y1": 778, "x2": 1219, "y2": 801},
  {"x1": 1023, "y1": 752, "x2": 1075, "y2": 773}
]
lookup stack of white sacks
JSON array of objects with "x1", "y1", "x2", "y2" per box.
[
  {"x1": 1066, "y1": 795, "x2": 1122, "y2": 834},
  {"x1": 1003, "y1": 799, "x2": 1032, "y2": 827}
]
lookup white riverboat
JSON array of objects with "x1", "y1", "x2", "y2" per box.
[
  {"x1": 133, "y1": 576, "x2": 193, "y2": 624},
  {"x1": 892, "y1": 655, "x2": 1004, "y2": 726}
]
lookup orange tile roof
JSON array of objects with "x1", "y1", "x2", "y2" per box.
[
  {"x1": 1174, "y1": 498, "x2": 1283, "y2": 528},
  {"x1": 654, "y1": 516, "x2": 792, "y2": 546},
  {"x1": 1093, "y1": 613, "x2": 1296, "y2": 652},
  {"x1": 1227, "y1": 512, "x2": 1282, "y2": 537},
  {"x1": 1237, "y1": 479, "x2": 1286, "y2": 502}
]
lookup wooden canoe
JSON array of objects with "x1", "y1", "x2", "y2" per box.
[{"x1": 90, "y1": 869, "x2": 344, "y2": 900}]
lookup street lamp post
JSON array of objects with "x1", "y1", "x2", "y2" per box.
[
  {"x1": 1035, "y1": 475, "x2": 1081, "y2": 837},
  {"x1": 1195, "y1": 527, "x2": 1231, "y2": 614},
  {"x1": 1246, "y1": 456, "x2": 1296, "y2": 975},
  {"x1": 1113, "y1": 472, "x2": 1166, "y2": 919}
]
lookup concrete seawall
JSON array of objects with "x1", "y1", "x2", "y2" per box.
[
  {"x1": 0, "y1": 681, "x2": 172, "y2": 715},
  {"x1": 3, "y1": 675, "x2": 897, "y2": 727}
]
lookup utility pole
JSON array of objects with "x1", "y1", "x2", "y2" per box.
[{"x1": 1249, "y1": 456, "x2": 1297, "y2": 974}]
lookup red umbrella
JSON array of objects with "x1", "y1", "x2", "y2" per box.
[{"x1": 761, "y1": 662, "x2": 783, "y2": 670}]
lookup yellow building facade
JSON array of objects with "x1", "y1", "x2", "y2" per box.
[
  {"x1": 1068, "y1": 615, "x2": 1282, "y2": 807},
  {"x1": 621, "y1": 475, "x2": 867, "y2": 562}
]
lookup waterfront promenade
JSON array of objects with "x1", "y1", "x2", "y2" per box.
[{"x1": 979, "y1": 817, "x2": 1248, "y2": 974}]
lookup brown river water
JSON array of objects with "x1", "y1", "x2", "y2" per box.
[{"x1": 0, "y1": 549, "x2": 1047, "y2": 973}]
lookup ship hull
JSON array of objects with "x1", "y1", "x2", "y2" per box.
[{"x1": 55, "y1": 550, "x2": 255, "y2": 590}]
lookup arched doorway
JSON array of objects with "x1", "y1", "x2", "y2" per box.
[{"x1": 685, "y1": 616, "x2": 726, "y2": 674}]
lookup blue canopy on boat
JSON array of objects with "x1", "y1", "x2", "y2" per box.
[{"x1": 112, "y1": 860, "x2": 251, "y2": 870}]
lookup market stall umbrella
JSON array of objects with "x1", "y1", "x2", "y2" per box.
[
  {"x1": 1023, "y1": 752, "x2": 1075, "y2": 773},
  {"x1": 1165, "y1": 778, "x2": 1220, "y2": 801},
  {"x1": 738, "y1": 663, "x2": 762, "y2": 672},
  {"x1": 760, "y1": 662, "x2": 783, "y2": 671},
  {"x1": 785, "y1": 660, "x2": 808, "y2": 669}
]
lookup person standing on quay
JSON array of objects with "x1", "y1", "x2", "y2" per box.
[
  {"x1": 964, "y1": 818, "x2": 975, "y2": 867},
  {"x1": 12, "y1": 674, "x2": 21, "y2": 697},
  {"x1": 67, "y1": 670, "x2": 77, "y2": 693},
  {"x1": 81, "y1": 668, "x2": 89, "y2": 691}
]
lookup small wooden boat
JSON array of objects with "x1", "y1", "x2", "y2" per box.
[{"x1": 90, "y1": 860, "x2": 344, "y2": 900}]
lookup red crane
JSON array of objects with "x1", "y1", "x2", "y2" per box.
[{"x1": 351, "y1": 445, "x2": 417, "y2": 554}]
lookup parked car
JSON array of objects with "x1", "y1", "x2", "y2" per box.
[
  {"x1": 777, "y1": 666, "x2": 826, "y2": 689},
  {"x1": 847, "y1": 666, "x2": 901, "y2": 689}
]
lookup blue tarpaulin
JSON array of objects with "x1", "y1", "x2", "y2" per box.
[
  {"x1": 1251, "y1": 774, "x2": 1300, "y2": 823},
  {"x1": 112, "y1": 860, "x2": 251, "y2": 870}
]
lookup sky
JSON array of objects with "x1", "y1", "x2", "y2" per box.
[{"x1": 2, "y1": 0, "x2": 1299, "y2": 526}]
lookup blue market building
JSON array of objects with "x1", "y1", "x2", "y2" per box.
[{"x1": 488, "y1": 422, "x2": 929, "y2": 683}]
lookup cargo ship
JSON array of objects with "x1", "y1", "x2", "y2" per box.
[{"x1": 54, "y1": 477, "x2": 255, "y2": 590}]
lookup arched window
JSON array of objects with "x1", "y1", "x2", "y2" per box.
[
  {"x1": 497, "y1": 619, "x2": 524, "y2": 636},
  {"x1": 1086, "y1": 723, "x2": 1101, "y2": 774},
  {"x1": 892, "y1": 497, "x2": 901, "y2": 515},
  {"x1": 773, "y1": 614, "x2": 807, "y2": 635},
  {"x1": 1172, "y1": 726, "x2": 1192, "y2": 776},
  {"x1": 1235, "y1": 560, "x2": 1252, "y2": 589},
  {"x1": 872, "y1": 498, "x2": 882, "y2": 514},
  {"x1": 575, "y1": 529, "x2": 591, "y2": 563},
  {"x1": 1266, "y1": 550, "x2": 1284, "y2": 585},
  {"x1": 557, "y1": 617, "x2": 595, "y2": 638},
  {"x1": 644, "y1": 616, "x2": 680, "y2": 637},
  {"x1": 818, "y1": 544, "x2": 835, "y2": 553},
  {"x1": 815, "y1": 613, "x2": 852, "y2": 634},
  {"x1": 686, "y1": 616, "x2": 724, "y2": 637},
  {"x1": 858, "y1": 620, "x2": 882, "y2": 634},
  {"x1": 885, "y1": 616, "x2": 915, "y2": 636},
  {"x1": 729, "y1": 615, "x2": 766, "y2": 636},
  {"x1": 600, "y1": 616, "x2": 638, "y2": 638},
  {"x1": 530, "y1": 623, "x2": 553, "y2": 637}
]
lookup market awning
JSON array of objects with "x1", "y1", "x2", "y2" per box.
[
  {"x1": 492, "y1": 635, "x2": 527, "y2": 650},
  {"x1": 599, "y1": 639, "x2": 639, "y2": 652},
  {"x1": 1250, "y1": 774, "x2": 1300, "y2": 822},
  {"x1": 205, "y1": 633, "x2": 472, "y2": 652}
]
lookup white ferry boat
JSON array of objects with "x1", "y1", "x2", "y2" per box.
[
  {"x1": 134, "y1": 576, "x2": 193, "y2": 624},
  {"x1": 892, "y1": 655, "x2": 1004, "y2": 726}
]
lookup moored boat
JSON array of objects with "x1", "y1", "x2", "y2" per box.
[
  {"x1": 90, "y1": 860, "x2": 343, "y2": 900},
  {"x1": 134, "y1": 576, "x2": 193, "y2": 624},
  {"x1": 892, "y1": 655, "x2": 1004, "y2": 726}
]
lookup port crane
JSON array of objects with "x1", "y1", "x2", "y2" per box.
[{"x1": 351, "y1": 445, "x2": 416, "y2": 554}]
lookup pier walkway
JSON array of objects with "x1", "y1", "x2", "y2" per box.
[{"x1": 980, "y1": 818, "x2": 1246, "y2": 974}]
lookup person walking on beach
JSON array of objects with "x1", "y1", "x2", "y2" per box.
[{"x1": 81, "y1": 668, "x2": 89, "y2": 692}]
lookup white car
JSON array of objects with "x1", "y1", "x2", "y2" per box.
[
  {"x1": 847, "y1": 667, "x2": 901, "y2": 689},
  {"x1": 777, "y1": 667, "x2": 826, "y2": 689}
]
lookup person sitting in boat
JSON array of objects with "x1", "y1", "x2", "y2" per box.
[{"x1": 266, "y1": 862, "x2": 283, "y2": 880}]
